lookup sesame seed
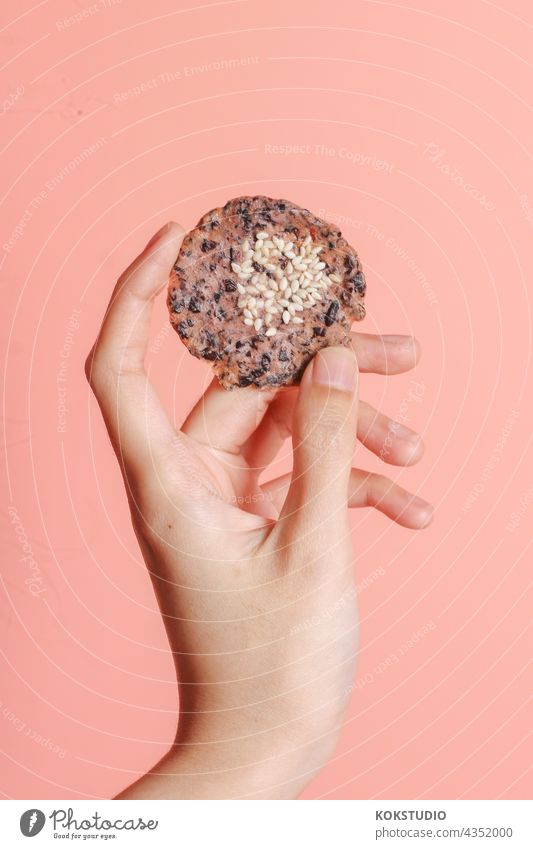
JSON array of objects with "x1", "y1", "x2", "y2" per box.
[{"x1": 234, "y1": 230, "x2": 339, "y2": 334}]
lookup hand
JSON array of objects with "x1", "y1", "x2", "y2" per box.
[{"x1": 86, "y1": 222, "x2": 433, "y2": 799}]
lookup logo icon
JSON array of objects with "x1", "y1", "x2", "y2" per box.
[{"x1": 20, "y1": 809, "x2": 46, "y2": 837}]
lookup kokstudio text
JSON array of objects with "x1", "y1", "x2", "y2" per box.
[{"x1": 375, "y1": 810, "x2": 447, "y2": 821}]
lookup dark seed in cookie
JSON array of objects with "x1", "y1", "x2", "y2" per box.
[{"x1": 168, "y1": 195, "x2": 366, "y2": 389}]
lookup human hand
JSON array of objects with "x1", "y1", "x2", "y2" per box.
[{"x1": 86, "y1": 222, "x2": 433, "y2": 799}]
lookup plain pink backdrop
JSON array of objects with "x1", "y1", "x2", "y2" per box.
[{"x1": 1, "y1": 0, "x2": 531, "y2": 799}]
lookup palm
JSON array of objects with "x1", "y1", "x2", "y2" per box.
[{"x1": 88, "y1": 223, "x2": 432, "y2": 547}]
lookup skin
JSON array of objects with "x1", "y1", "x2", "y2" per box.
[{"x1": 85, "y1": 221, "x2": 433, "y2": 800}]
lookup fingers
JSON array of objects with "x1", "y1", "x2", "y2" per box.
[
  {"x1": 278, "y1": 346, "x2": 359, "y2": 531},
  {"x1": 86, "y1": 222, "x2": 184, "y2": 473},
  {"x1": 181, "y1": 378, "x2": 277, "y2": 455},
  {"x1": 241, "y1": 389, "x2": 295, "y2": 469},
  {"x1": 243, "y1": 394, "x2": 424, "y2": 471},
  {"x1": 357, "y1": 401, "x2": 423, "y2": 466},
  {"x1": 351, "y1": 332, "x2": 420, "y2": 374},
  {"x1": 262, "y1": 469, "x2": 434, "y2": 529},
  {"x1": 242, "y1": 334, "x2": 422, "y2": 470}
]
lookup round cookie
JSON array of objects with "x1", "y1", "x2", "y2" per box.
[{"x1": 168, "y1": 195, "x2": 366, "y2": 389}]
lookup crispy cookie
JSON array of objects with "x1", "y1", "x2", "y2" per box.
[{"x1": 168, "y1": 195, "x2": 366, "y2": 388}]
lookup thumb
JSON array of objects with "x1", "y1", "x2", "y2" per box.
[{"x1": 279, "y1": 345, "x2": 359, "y2": 532}]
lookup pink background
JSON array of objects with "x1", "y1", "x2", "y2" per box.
[{"x1": 1, "y1": 0, "x2": 532, "y2": 799}]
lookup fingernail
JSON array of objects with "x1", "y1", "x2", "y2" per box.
[
  {"x1": 382, "y1": 334, "x2": 412, "y2": 344},
  {"x1": 312, "y1": 346, "x2": 358, "y2": 392},
  {"x1": 145, "y1": 222, "x2": 173, "y2": 250},
  {"x1": 383, "y1": 334, "x2": 420, "y2": 358},
  {"x1": 393, "y1": 422, "x2": 421, "y2": 443}
]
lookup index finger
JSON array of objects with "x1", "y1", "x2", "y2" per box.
[{"x1": 86, "y1": 222, "x2": 184, "y2": 472}]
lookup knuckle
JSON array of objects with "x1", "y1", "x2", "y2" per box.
[
  {"x1": 367, "y1": 473, "x2": 391, "y2": 506},
  {"x1": 85, "y1": 346, "x2": 108, "y2": 393},
  {"x1": 297, "y1": 406, "x2": 349, "y2": 458}
]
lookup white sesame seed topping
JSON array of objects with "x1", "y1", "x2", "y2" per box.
[{"x1": 232, "y1": 231, "x2": 343, "y2": 335}]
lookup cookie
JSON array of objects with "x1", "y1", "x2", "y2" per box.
[{"x1": 168, "y1": 195, "x2": 366, "y2": 389}]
